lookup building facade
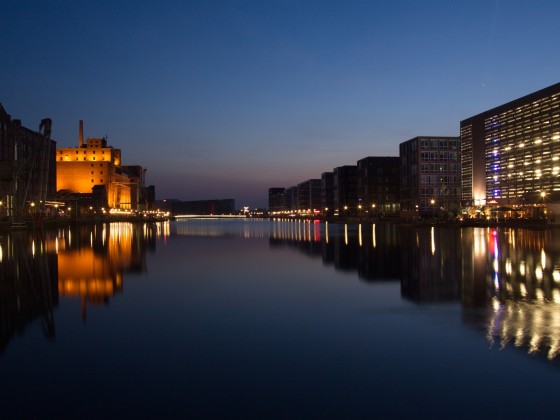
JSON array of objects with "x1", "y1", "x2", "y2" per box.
[
  {"x1": 268, "y1": 187, "x2": 286, "y2": 212},
  {"x1": 321, "y1": 172, "x2": 334, "y2": 216},
  {"x1": 333, "y1": 165, "x2": 358, "y2": 215},
  {"x1": 400, "y1": 136, "x2": 461, "y2": 216},
  {"x1": 357, "y1": 156, "x2": 400, "y2": 215},
  {"x1": 461, "y1": 82, "x2": 560, "y2": 206},
  {"x1": 296, "y1": 179, "x2": 321, "y2": 213},
  {"x1": 56, "y1": 121, "x2": 134, "y2": 209},
  {"x1": 0, "y1": 104, "x2": 57, "y2": 219}
]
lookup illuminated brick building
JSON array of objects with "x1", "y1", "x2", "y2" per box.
[
  {"x1": 461, "y1": 82, "x2": 560, "y2": 206},
  {"x1": 56, "y1": 121, "x2": 134, "y2": 209}
]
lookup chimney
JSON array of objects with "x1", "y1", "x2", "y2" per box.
[{"x1": 79, "y1": 120, "x2": 84, "y2": 147}]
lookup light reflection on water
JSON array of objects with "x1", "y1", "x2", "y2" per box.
[{"x1": 2, "y1": 219, "x2": 560, "y2": 417}]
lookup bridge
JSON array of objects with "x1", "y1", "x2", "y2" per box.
[{"x1": 173, "y1": 214, "x2": 247, "y2": 219}]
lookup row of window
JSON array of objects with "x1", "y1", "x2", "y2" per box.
[
  {"x1": 420, "y1": 175, "x2": 459, "y2": 185},
  {"x1": 420, "y1": 163, "x2": 460, "y2": 173},
  {"x1": 420, "y1": 151, "x2": 459, "y2": 161},
  {"x1": 59, "y1": 150, "x2": 106, "y2": 154},
  {"x1": 59, "y1": 157, "x2": 106, "y2": 161},
  {"x1": 419, "y1": 187, "x2": 461, "y2": 197},
  {"x1": 419, "y1": 139, "x2": 459, "y2": 149}
]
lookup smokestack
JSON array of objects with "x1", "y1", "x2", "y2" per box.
[{"x1": 79, "y1": 120, "x2": 84, "y2": 147}]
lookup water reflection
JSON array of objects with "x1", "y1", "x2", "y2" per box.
[
  {"x1": 269, "y1": 220, "x2": 401, "y2": 282},
  {"x1": 0, "y1": 232, "x2": 57, "y2": 353},
  {"x1": 0, "y1": 222, "x2": 163, "y2": 351},
  {"x1": 462, "y1": 228, "x2": 560, "y2": 360},
  {"x1": 3, "y1": 219, "x2": 560, "y2": 363},
  {"x1": 270, "y1": 219, "x2": 560, "y2": 361}
]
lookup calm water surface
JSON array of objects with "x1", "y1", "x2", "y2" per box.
[{"x1": 2, "y1": 219, "x2": 560, "y2": 418}]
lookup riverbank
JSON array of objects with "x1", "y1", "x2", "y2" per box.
[{"x1": 266, "y1": 215, "x2": 552, "y2": 229}]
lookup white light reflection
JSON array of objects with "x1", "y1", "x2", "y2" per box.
[
  {"x1": 325, "y1": 222, "x2": 329, "y2": 244},
  {"x1": 430, "y1": 227, "x2": 435, "y2": 255},
  {"x1": 344, "y1": 224, "x2": 348, "y2": 246},
  {"x1": 358, "y1": 224, "x2": 362, "y2": 247},
  {"x1": 541, "y1": 249, "x2": 547, "y2": 269},
  {"x1": 535, "y1": 266, "x2": 543, "y2": 282},
  {"x1": 520, "y1": 283, "x2": 527, "y2": 297},
  {"x1": 372, "y1": 224, "x2": 376, "y2": 248},
  {"x1": 0, "y1": 245, "x2": 3, "y2": 263},
  {"x1": 505, "y1": 258, "x2": 512, "y2": 276}
]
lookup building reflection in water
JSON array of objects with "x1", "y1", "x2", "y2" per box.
[
  {"x1": 0, "y1": 231, "x2": 58, "y2": 353},
  {"x1": 270, "y1": 219, "x2": 560, "y2": 361},
  {"x1": 0, "y1": 222, "x2": 163, "y2": 351},
  {"x1": 462, "y1": 228, "x2": 560, "y2": 360},
  {"x1": 400, "y1": 226, "x2": 462, "y2": 303},
  {"x1": 269, "y1": 219, "x2": 401, "y2": 282}
]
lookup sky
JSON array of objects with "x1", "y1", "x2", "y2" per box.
[{"x1": 2, "y1": 0, "x2": 559, "y2": 208}]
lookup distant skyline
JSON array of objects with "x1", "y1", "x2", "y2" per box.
[{"x1": 2, "y1": 0, "x2": 559, "y2": 208}]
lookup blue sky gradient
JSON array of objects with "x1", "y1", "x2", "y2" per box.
[{"x1": 2, "y1": 0, "x2": 559, "y2": 207}]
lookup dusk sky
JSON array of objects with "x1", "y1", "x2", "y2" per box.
[{"x1": 2, "y1": 0, "x2": 559, "y2": 208}]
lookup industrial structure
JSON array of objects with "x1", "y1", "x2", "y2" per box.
[{"x1": 56, "y1": 120, "x2": 152, "y2": 211}]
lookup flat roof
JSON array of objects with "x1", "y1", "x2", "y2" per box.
[{"x1": 461, "y1": 82, "x2": 560, "y2": 124}]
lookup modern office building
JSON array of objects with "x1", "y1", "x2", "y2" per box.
[
  {"x1": 400, "y1": 136, "x2": 461, "y2": 216},
  {"x1": 0, "y1": 103, "x2": 57, "y2": 219},
  {"x1": 296, "y1": 179, "x2": 321, "y2": 213},
  {"x1": 333, "y1": 165, "x2": 358, "y2": 215},
  {"x1": 461, "y1": 82, "x2": 560, "y2": 207},
  {"x1": 285, "y1": 186, "x2": 298, "y2": 212},
  {"x1": 268, "y1": 187, "x2": 286, "y2": 212},
  {"x1": 357, "y1": 156, "x2": 400, "y2": 215},
  {"x1": 321, "y1": 172, "x2": 334, "y2": 216}
]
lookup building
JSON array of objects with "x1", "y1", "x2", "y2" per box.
[
  {"x1": 357, "y1": 156, "x2": 400, "y2": 216},
  {"x1": 285, "y1": 186, "x2": 297, "y2": 212},
  {"x1": 400, "y1": 136, "x2": 461, "y2": 216},
  {"x1": 268, "y1": 187, "x2": 286, "y2": 212},
  {"x1": 321, "y1": 172, "x2": 334, "y2": 216},
  {"x1": 0, "y1": 104, "x2": 57, "y2": 219},
  {"x1": 296, "y1": 179, "x2": 321, "y2": 214},
  {"x1": 461, "y1": 82, "x2": 560, "y2": 207},
  {"x1": 56, "y1": 121, "x2": 136, "y2": 210},
  {"x1": 333, "y1": 165, "x2": 358, "y2": 215}
]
